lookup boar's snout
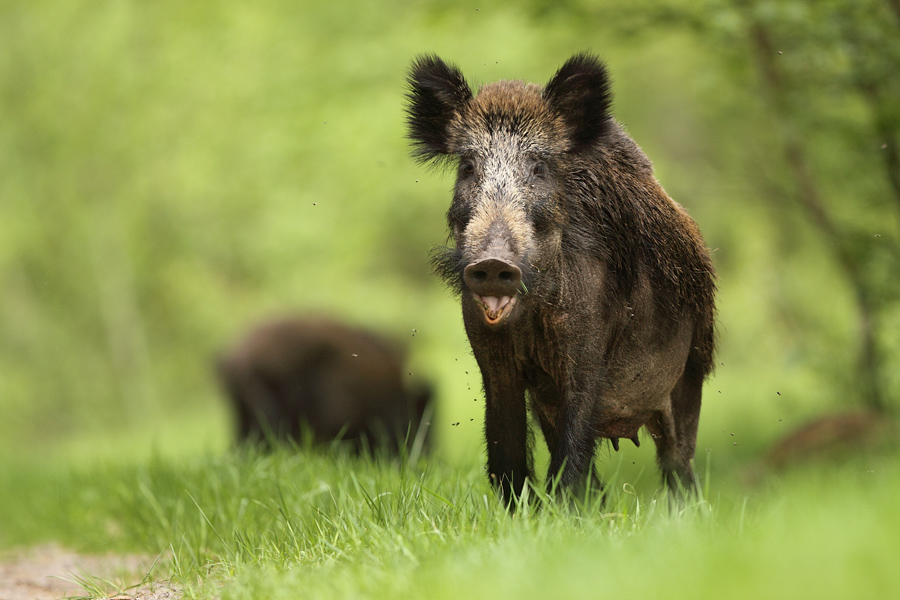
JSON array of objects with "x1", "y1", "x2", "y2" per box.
[
  {"x1": 464, "y1": 258, "x2": 522, "y2": 326},
  {"x1": 464, "y1": 258, "x2": 521, "y2": 297}
]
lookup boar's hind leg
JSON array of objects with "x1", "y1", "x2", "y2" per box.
[
  {"x1": 483, "y1": 373, "x2": 532, "y2": 506},
  {"x1": 649, "y1": 364, "x2": 703, "y2": 496}
]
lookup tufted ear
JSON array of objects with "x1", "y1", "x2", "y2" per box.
[
  {"x1": 543, "y1": 53, "x2": 614, "y2": 152},
  {"x1": 405, "y1": 55, "x2": 472, "y2": 163}
]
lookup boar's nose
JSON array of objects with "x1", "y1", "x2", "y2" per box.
[{"x1": 464, "y1": 258, "x2": 522, "y2": 297}]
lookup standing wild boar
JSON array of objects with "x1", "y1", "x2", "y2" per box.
[
  {"x1": 405, "y1": 53, "x2": 716, "y2": 503},
  {"x1": 217, "y1": 317, "x2": 432, "y2": 455}
]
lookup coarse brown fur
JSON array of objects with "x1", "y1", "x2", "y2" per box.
[
  {"x1": 406, "y1": 53, "x2": 716, "y2": 503},
  {"x1": 216, "y1": 317, "x2": 432, "y2": 454}
]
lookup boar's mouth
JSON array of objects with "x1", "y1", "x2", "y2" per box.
[
  {"x1": 463, "y1": 257, "x2": 523, "y2": 326},
  {"x1": 473, "y1": 293, "x2": 517, "y2": 326}
]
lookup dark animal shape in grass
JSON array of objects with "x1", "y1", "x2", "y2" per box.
[
  {"x1": 217, "y1": 317, "x2": 432, "y2": 454},
  {"x1": 764, "y1": 409, "x2": 894, "y2": 470},
  {"x1": 405, "y1": 53, "x2": 716, "y2": 503}
]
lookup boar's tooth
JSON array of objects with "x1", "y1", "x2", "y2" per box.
[
  {"x1": 477, "y1": 295, "x2": 516, "y2": 324},
  {"x1": 611, "y1": 437, "x2": 619, "y2": 452},
  {"x1": 630, "y1": 435, "x2": 640, "y2": 448}
]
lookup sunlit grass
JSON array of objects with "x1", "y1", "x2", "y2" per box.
[{"x1": 1, "y1": 438, "x2": 897, "y2": 599}]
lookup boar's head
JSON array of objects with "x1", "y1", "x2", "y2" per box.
[{"x1": 406, "y1": 53, "x2": 613, "y2": 327}]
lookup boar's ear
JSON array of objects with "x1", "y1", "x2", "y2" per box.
[
  {"x1": 543, "y1": 53, "x2": 613, "y2": 152},
  {"x1": 405, "y1": 55, "x2": 472, "y2": 163}
]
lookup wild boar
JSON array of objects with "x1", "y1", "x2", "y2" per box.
[
  {"x1": 405, "y1": 53, "x2": 716, "y2": 503},
  {"x1": 217, "y1": 316, "x2": 432, "y2": 455}
]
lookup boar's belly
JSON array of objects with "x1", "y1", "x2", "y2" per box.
[{"x1": 594, "y1": 413, "x2": 653, "y2": 440}]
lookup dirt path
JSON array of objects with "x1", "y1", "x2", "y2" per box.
[{"x1": 0, "y1": 545, "x2": 180, "y2": 600}]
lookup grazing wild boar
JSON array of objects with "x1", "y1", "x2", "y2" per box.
[
  {"x1": 217, "y1": 317, "x2": 432, "y2": 455},
  {"x1": 405, "y1": 53, "x2": 716, "y2": 503}
]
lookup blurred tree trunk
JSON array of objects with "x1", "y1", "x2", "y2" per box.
[
  {"x1": 737, "y1": 0, "x2": 892, "y2": 413},
  {"x1": 863, "y1": 81, "x2": 900, "y2": 218}
]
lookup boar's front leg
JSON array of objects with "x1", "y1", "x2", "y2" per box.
[
  {"x1": 543, "y1": 343, "x2": 608, "y2": 498},
  {"x1": 531, "y1": 383, "x2": 603, "y2": 500},
  {"x1": 475, "y1": 353, "x2": 531, "y2": 506},
  {"x1": 545, "y1": 391, "x2": 602, "y2": 498}
]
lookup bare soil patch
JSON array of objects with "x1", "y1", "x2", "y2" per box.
[{"x1": 0, "y1": 544, "x2": 179, "y2": 600}]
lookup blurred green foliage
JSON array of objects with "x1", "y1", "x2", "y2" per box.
[{"x1": 1, "y1": 0, "x2": 897, "y2": 462}]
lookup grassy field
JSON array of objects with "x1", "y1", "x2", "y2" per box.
[{"x1": 1, "y1": 436, "x2": 898, "y2": 599}]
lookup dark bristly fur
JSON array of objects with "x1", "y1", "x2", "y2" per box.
[
  {"x1": 543, "y1": 53, "x2": 615, "y2": 152},
  {"x1": 406, "y1": 53, "x2": 716, "y2": 506},
  {"x1": 405, "y1": 55, "x2": 473, "y2": 163},
  {"x1": 217, "y1": 317, "x2": 432, "y2": 454}
]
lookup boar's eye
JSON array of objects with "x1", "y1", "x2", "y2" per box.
[
  {"x1": 531, "y1": 162, "x2": 547, "y2": 178},
  {"x1": 459, "y1": 159, "x2": 476, "y2": 179}
]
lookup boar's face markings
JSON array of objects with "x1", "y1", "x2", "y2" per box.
[
  {"x1": 412, "y1": 57, "x2": 615, "y2": 329},
  {"x1": 407, "y1": 53, "x2": 717, "y2": 505},
  {"x1": 430, "y1": 81, "x2": 571, "y2": 326}
]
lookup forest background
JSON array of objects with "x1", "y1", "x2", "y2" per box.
[{"x1": 3, "y1": 0, "x2": 897, "y2": 463}]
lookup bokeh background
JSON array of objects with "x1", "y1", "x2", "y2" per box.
[{"x1": 2, "y1": 0, "x2": 898, "y2": 475}]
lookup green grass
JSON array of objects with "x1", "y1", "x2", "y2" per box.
[{"x1": 2, "y1": 432, "x2": 898, "y2": 599}]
